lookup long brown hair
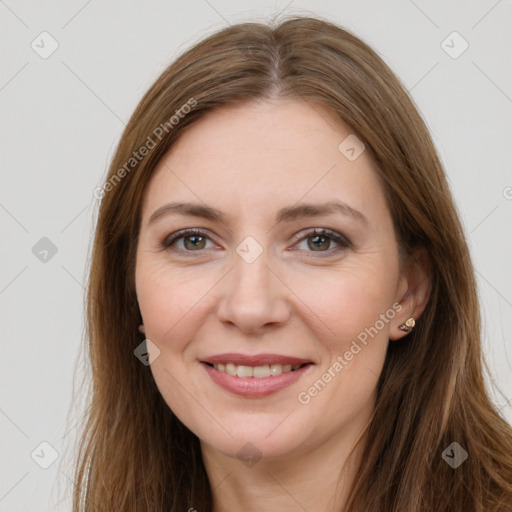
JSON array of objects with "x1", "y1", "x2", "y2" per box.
[{"x1": 69, "y1": 14, "x2": 512, "y2": 511}]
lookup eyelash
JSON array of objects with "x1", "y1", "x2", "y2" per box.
[{"x1": 161, "y1": 228, "x2": 351, "y2": 257}]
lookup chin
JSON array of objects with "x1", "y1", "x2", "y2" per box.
[{"x1": 192, "y1": 409, "x2": 315, "y2": 463}]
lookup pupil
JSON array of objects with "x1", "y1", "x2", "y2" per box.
[
  {"x1": 310, "y1": 235, "x2": 328, "y2": 251},
  {"x1": 186, "y1": 235, "x2": 204, "y2": 249}
]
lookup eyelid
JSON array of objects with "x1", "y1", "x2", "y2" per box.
[
  {"x1": 161, "y1": 227, "x2": 351, "y2": 255},
  {"x1": 291, "y1": 228, "x2": 352, "y2": 252},
  {"x1": 161, "y1": 228, "x2": 219, "y2": 251}
]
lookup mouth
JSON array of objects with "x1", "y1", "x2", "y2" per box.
[
  {"x1": 202, "y1": 361, "x2": 310, "y2": 378},
  {"x1": 199, "y1": 353, "x2": 314, "y2": 398}
]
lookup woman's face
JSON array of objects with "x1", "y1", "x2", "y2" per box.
[{"x1": 135, "y1": 98, "x2": 410, "y2": 461}]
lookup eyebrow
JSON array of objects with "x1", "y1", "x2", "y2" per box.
[{"x1": 148, "y1": 200, "x2": 369, "y2": 226}]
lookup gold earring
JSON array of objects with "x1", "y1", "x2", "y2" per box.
[{"x1": 398, "y1": 317, "x2": 415, "y2": 333}]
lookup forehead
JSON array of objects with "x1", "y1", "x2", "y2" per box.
[{"x1": 141, "y1": 99, "x2": 388, "y2": 226}]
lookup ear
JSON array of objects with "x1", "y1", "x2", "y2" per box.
[{"x1": 389, "y1": 246, "x2": 432, "y2": 341}]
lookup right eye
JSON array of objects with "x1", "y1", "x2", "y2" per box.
[{"x1": 161, "y1": 229, "x2": 217, "y2": 253}]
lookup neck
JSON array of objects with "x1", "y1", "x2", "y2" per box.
[{"x1": 201, "y1": 411, "x2": 370, "y2": 512}]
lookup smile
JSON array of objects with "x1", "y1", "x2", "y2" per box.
[
  {"x1": 208, "y1": 362, "x2": 304, "y2": 378},
  {"x1": 200, "y1": 353, "x2": 314, "y2": 398}
]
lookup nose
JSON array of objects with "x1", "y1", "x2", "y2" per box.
[{"x1": 216, "y1": 249, "x2": 291, "y2": 335}]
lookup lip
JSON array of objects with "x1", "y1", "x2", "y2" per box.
[
  {"x1": 201, "y1": 353, "x2": 313, "y2": 366},
  {"x1": 200, "y1": 356, "x2": 314, "y2": 398}
]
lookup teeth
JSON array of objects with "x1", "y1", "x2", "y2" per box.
[
  {"x1": 253, "y1": 365, "x2": 271, "y2": 378},
  {"x1": 212, "y1": 363, "x2": 302, "y2": 378},
  {"x1": 269, "y1": 364, "x2": 282, "y2": 376},
  {"x1": 236, "y1": 365, "x2": 253, "y2": 378},
  {"x1": 226, "y1": 363, "x2": 237, "y2": 376}
]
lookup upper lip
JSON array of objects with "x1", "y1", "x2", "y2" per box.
[{"x1": 201, "y1": 353, "x2": 313, "y2": 366}]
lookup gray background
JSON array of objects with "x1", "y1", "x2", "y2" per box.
[{"x1": 1, "y1": 0, "x2": 511, "y2": 510}]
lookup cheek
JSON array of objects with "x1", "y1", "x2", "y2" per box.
[
  {"x1": 135, "y1": 259, "x2": 212, "y2": 423},
  {"x1": 292, "y1": 270, "x2": 395, "y2": 439},
  {"x1": 290, "y1": 260, "x2": 398, "y2": 351},
  {"x1": 135, "y1": 258, "x2": 208, "y2": 353}
]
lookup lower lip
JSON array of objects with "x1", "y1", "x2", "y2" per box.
[{"x1": 201, "y1": 362, "x2": 313, "y2": 398}]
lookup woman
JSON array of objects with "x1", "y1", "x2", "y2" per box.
[{"x1": 73, "y1": 15, "x2": 512, "y2": 511}]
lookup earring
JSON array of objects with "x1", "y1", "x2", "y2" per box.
[
  {"x1": 138, "y1": 323, "x2": 145, "y2": 334},
  {"x1": 398, "y1": 317, "x2": 415, "y2": 333}
]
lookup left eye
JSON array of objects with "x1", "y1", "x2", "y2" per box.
[
  {"x1": 161, "y1": 228, "x2": 351, "y2": 255},
  {"x1": 293, "y1": 228, "x2": 351, "y2": 254}
]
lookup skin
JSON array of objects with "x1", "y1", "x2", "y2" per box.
[{"x1": 135, "y1": 98, "x2": 431, "y2": 511}]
